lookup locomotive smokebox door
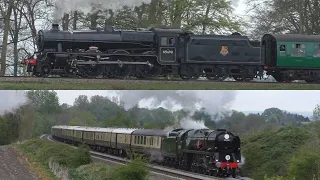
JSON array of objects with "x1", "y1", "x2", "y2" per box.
[{"x1": 159, "y1": 37, "x2": 177, "y2": 62}]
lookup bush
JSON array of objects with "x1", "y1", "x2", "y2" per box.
[
  {"x1": 264, "y1": 175, "x2": 287, "y2": 180},
  {"x1": 287, "y1": 141, "x2": 320, "y2": 180},
  {"x1": 69, "y1": 163, "x2": 112, "y2": 180},
  {"x1": 109, "y1": 155, "x2": 149, "y2": 180},
  {"x1": 241, "y1": 126, "x2": 310, "y2": 180},
  {"x1": 70, "y1": 154, "x2": 150, "y2": 180},
  {"x1": 19, "y1": 139, "x2": 91, "y2": 169}
]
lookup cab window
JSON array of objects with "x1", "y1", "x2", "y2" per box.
[
  {"x1": 161, "y1": 37, "x2": 168, "y2": 46},
  {"x1": 160, "y1": 37, "x2": 176, "y2": 46},
  {"x1": 314, "y1": 44, "x2": 320, "y2": 57},
  {"x1": 291, "y1": 43, "x2": 306, "y2": 57}
]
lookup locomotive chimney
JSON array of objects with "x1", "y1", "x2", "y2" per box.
[{"x1": 52, "y1": 24, "x2": 59, "y2": 31}]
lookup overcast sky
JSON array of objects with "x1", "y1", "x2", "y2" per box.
[{"x1": 55, "y1": 90, "x2": 320, "y2": 112}]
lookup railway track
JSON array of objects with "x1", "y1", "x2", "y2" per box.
[
  {"x1": 40, "y1": 134, "x2": 247, "y2": 180},
  {"x1": 0, "y1": 75, "x2": 313, "y2": 85}
]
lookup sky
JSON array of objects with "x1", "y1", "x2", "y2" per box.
[{"x1": 54, "y1": 90, "x2": 320, "y2": 112}]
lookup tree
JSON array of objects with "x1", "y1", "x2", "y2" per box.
[
  {"x1": 0, "y1": 0, "x2": 15, "y2": 76},
  {"x1": 247, "y1": 0, "x2": 320, "y2": 38},
  {"x1": 104, "y1": 110, "x2": 137, "y2": 128},
  {"x1": 313, "y1": 103, "x2": 320, "y2": 121},
  {"x1": 26, "y1": 90, "x2": 61, "y2": 114},
  {"x1": 73, "y1": 95, "x2": 89, "y2": 110}
]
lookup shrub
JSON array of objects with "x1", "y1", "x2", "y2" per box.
[
  {"x1": 69, "y1": 163, "x2": 112, "y2": 180},
  {"x1": 19, "y1": 139, "x2": 91, "y2": 169},
  {"x1": 109, "y1": 154, "x2": 149, "y2": 180}
]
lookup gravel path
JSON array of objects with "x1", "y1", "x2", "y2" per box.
[{"x1": 0, "y1": 146, "x2": 39, "y2": 180}]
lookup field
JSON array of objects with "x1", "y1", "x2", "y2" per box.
[{"x1": 1, "y1": 77, "x2": 320, "y2": 90}]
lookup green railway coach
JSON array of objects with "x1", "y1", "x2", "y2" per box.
[{"x1": 262, "y1": 34, "x2": 320, "y2": 82}]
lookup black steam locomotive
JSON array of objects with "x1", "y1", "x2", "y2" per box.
[
  {"x1": 52, "y1": 126, "x2": 242, "y2": 178},
  {"x1": 23, "y1": 24, "x2": 262, "y2": 80}
]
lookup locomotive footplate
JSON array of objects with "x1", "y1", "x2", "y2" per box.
[{"x1": 74, "y1": 60, "x2": 154, "y2": 67}]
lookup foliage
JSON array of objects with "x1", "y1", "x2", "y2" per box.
[
  {"x1": 19, "y1": 139, "x2": 92, "y2": 169},
  {"x1": 241, "y1": 126, "x2": 310, "y2": 180},
  {"x1": 313, "y1": 104, "x2": 320, "y2": 121},
  {"x1": 109, "y1": 155, "x2": 149, "y2": 180},
  {"x1": 26, "y1": 90, "x2": 61, "y2": 114},
  {"x1": 264, "y1": 175, "x2": 287, "y2": 180},
  {"x1": 69, "y1": 163, "x2": 113, "y2": 180},
  {"x1": 247, "y1": 0, "x2": 320, "y2": 38},
  {"x1": 69, "y1": 155, "x2": 149, "y2": 180}
]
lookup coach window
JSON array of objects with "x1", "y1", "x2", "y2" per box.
[
  {"x1": 291, "y1": 43, "x2": 306, "y2": 57},
  {"x1": 279, "y1": 45, "x2": 286, "y2": 52},
  {"x1": 150, "y1": 137, "x2": 153, "y2": 146},
  {"x1": 314, "y1": 44, "x2": 320, "y2": 57}
]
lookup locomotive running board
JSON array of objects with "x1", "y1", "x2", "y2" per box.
[{"x1": 75, "y1": 60, "x2": 153, "y2": 66}]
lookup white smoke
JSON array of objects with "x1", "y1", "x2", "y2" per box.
[
  {"x1": 0, "y1": 91, "x2": 28, "y2": 114},
  {"x1": 118, "y1": 90, "x2": 237, "y2": 120},
  {"x1": 52, "y1": 0, "x2": 152, "y2": 23},
  {"x1": 179, "y1": 117, "x2": 208, "y2": 129}
]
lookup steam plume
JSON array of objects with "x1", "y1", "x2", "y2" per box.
[
  {"x1": 118, "y1": 90, "x2": 237, "y2": 120},
  {"x1": 52, "y1": 0, "x2": 151, "y2": 23}
]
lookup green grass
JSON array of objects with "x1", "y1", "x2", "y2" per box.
[{"x1": 1, "y1": 81, "x2": 320, "y2": 90}]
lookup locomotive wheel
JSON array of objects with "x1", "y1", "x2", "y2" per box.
[
  {"x1": 137, "y1": 64, "x2": 162, "y2": 78},
  {"x1": 105, "y1": 65, "x2": 132, "y2": 78},
  {"x1": 105, "y1": 50, "x2": 132, "y2": 78},
  {"x1": 211, "y1": 169, "x2": 219, "y2": 177},
  {"x1": 137, "y1": 52, "x2": 161, "y2": 78},
  {"x1": 180, "y1": 66, "x2": 201, "y2": 80},
  {"x1": 40, "y1": 64, "x2": 51, "y2": 77},
  {"x1": 233, "y1": 75, "x2": 244, "y2": 81},
  {"x1": 205, "y1": 69, "x2": 219, "y2": 80},
  {"x1": 305, "y1": 79, "x2": 316, "y2": 83},
  {"x1": 78, "y1": 65, "x2": 104, "y2": 78}
]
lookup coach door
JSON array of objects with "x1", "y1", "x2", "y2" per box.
[{"x1": 159, "y1": 36, "x2": 177, "y2": 63}]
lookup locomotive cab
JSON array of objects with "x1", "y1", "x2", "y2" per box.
[{"x1": 150, "y1": 28, "x2": 186, "y2": 65}]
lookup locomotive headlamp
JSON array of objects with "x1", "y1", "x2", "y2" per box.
[
  {"x1": 225, "y1": 155, "x2": 231, "y2": 160},
  {"x1": 224, "y1": 134, "x2": 230, "y2": 140}
]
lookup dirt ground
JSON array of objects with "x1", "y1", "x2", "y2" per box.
[{"x1": 0, "y1": 146, "x2": 39, "y2": 180}]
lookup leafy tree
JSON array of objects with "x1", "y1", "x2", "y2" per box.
[
  {"x1": 313, "y1": 103, "x2": 320, "y2": 121},
  {"x1": 26, "y1": 90, "x2": 61, "y2": 114},
  {"x1": 105, "y1": 110, "x2": 137, "y2": 128},
  {"x1": 73, "y1": 95, "x2": 90, "y2": 111}
]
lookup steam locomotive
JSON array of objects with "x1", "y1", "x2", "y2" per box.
[
  {"x1": 22, "y1": 24, "x2": 262, "y2": 81},
  {"x1": 51, "y1": 125, "x2": 242, "y2": 178}
]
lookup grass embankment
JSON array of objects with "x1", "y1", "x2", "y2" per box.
[
  {"x1": 241, "y1": 122, "x2": 320, "y2": 180},
  {"x1": 2, "y1": 78, "x2": 320, "y2": 90},
  {"x1": 16, "y1": 139, "x2": 149, "y2": 180}
]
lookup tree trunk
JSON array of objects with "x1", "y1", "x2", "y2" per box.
[
  {"x1": 73, "y1": 11, "x2": 78, "y2": 30},
  {"x1": 0, "y1": 0, "x2": 14, "y2": 76}
]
